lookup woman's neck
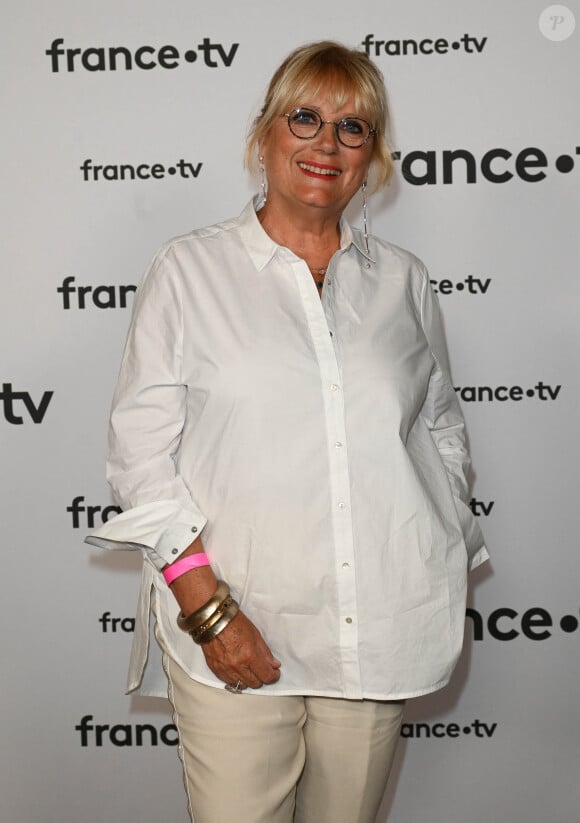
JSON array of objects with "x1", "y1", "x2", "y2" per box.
[{"x1": 257, "y1": 201, "x2": 341, "y2": 266}]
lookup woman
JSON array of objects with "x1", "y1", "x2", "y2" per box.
[{"x1": 87, "y1": 41, "x2": 488, "y2": 823}]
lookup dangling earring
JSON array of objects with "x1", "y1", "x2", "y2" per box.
[
  {"x1": 259, "y1": 155, "x2": 267, "y2": 203},
  {"x1": 362, "y1": 180, "x2": 369, "y2": 255}
]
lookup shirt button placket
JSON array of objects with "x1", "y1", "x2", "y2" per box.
[
  {"x1": 329, "y1": 367, "x2": 360, "y2": 692},
  {"x1": 317, "y1": 285, "x2": 361, "y2": 696}
]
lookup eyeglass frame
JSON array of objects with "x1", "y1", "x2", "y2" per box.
[{"x1": 282, "y1": 107, "x2": 376, "y2": 149}]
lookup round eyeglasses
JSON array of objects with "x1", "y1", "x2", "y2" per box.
[{"x1": 283, "y1": 108, "x2": 375, "y2": 148}]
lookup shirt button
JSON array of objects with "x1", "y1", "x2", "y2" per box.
[
  {"x1": 171, "y1": 548, "x2": 179, "y2": 555},
  {"x1": 342, "y1": 562, "x2": 350, "y2": 569},
  {"x1": 364, "y1": 262, "x2": 371, "y2": 269},
  {"x1": 345, "y1": 617, "x2": 353, "y2": 624},
  {"x1": 330, "y1": 383, "x2": 339, "y2": 392},
  {"x1": 338, "y1": 501, "x2": 346, "y2": 509},
  {"x1": 334, "y1": 441, "x2": 343, "y2": 448},
  {"x1": 327, "y1": 278, "x2": 332, "y2": 285},
  {"x1": 329, "y1": 330, "x2": 334, "y2": 337},
  {"x1": 191, "y1": 526, "x2": 198, "y2": 533}
]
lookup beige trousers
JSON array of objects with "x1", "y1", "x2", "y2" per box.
[{"x1": 165, "y1": 655, "x2": 404, "y2": 823}]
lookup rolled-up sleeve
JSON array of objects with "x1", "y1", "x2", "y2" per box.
[
  {"x1": 85, "y1": 246, "x2": 206, "y2": 570},
  {"x1": 419, "y1": 268, "x2": 489, "y2": 571}
]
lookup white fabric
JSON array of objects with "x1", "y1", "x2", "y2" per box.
[{"x1": 86, "y1": 196, "x2": 488, "y2": 699}]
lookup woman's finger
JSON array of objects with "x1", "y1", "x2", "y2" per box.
[{"x1": 238, "y1": 666, "x2": 262, "y2": 689}]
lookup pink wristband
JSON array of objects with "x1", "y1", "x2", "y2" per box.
[{"x1": 163, "y1": 552, "x2": 210, "y2": 585}]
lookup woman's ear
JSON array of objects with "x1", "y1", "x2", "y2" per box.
[{"x1": 257, "y1": 137, "x2": 267, "y2": 160}]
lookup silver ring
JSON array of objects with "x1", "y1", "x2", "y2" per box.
[{"x1": 224, "y1": 679, "x2": 243, "y2": 694}]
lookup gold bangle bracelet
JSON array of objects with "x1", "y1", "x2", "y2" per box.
[
  {"x1": 176, "y1": 580, "x2": 230, "y2": 634},
  {"x1": 191, "y1": 596, "x2": 234, "y2": 642},
  {"x1": 195, "y1": 599, "x2": 240, "y2": 645}
]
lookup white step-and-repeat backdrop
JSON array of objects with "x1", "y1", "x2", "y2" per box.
[{"x1": 2, "y1": 2, "x2": 578, "y2": 821}]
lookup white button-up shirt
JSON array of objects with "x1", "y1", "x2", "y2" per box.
[{"x1": 86, "y1": 197, "x2": 488, "y2": 700}]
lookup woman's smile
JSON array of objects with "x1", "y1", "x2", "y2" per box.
[{"x1": 297, "y1": 161, "x2": 342, "y2": 178}]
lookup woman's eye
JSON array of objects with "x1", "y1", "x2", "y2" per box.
[
  {"x1": 341, "y1": 119, "x2": 364, "y2": 135},
  {"x1": 293, "y1": 110, "x2": 318, "y2": 125}
]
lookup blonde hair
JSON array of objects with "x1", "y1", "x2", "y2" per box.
[{"x1": 246, "y1": 41, "x2": 393, "y2": 189}]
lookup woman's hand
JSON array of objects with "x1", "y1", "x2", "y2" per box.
[
  {"x1": 166, "y1": 538, "x2": 281, "y2": 689},
  {"x1": 201, "y1": 610, "x2": 281, "y2": 690}
]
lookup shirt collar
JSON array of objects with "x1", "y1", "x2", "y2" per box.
[
  {"x1": 239, "y1": 196, "x2": 375, "y2": 272},
  {"x1": 340, "y1": 217, "x2": 376, "y2": 264}
]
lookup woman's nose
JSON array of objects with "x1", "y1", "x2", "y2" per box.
[{"x1": 315, "y1": 121, "x2": 340, "y2": 150}]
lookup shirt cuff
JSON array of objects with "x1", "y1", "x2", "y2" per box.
[{"x1": 84, "y1": 499, "x2": 207, "y2": 571}]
